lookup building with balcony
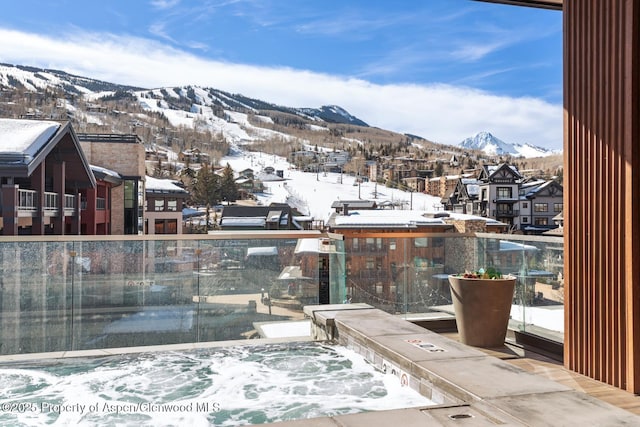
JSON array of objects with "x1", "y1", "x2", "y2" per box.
[
  {"x1": 519, "y1": 178, "x2": 563, "y2": 233},
  {"x1": 144, "y1": 176, "x2": 189, "y2": 234},
  {"x1": 0, "y1": 118, "x2": 96, "y2": 235},
  {"x1": 443, "y1": 177, "x2": 481, "y2": 214},
  {"x1": 326, "y1": 209, "x2": 508, "y2": 310},
  {"x1": 445, "y1": 165, "x2": 563, "y2": 234},
  {"x1": 477, "y1": 163, "x2": 522, "y2": 228},
  {"x1": 85, "y1": 164, "x2": 122, "y2": 235}
]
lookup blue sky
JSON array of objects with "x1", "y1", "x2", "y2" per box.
[{"x1": 0, "y1": 0, "x2": 563, "y2": 150}]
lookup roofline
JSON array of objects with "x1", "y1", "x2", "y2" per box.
[
  {"x1": 92, "y1": 169, "x2": 123, "y2": 186},
  {"x1": 0, "y1": 121, "x2": 96, "y2": 188},
  {"x1": 472, "y1": 0, "x2": 562, "y2": 11},
  {"x1": 64, "y1": 123, "x2": 97, "y2": 188}
]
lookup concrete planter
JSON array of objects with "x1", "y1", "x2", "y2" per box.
[{"x1": 448, "y1": 275, "x2": 516, "y2": 348}]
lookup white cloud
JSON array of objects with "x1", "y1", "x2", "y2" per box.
[
  {"x1": 0, "y1": 28, "x2": 562, "y2": 150},
  {"x1": 150, "y1": 0, "x2": 181, "y2": 10}
]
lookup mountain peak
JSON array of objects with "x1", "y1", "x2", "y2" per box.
[{"x1": 459, "y1": 131, "x2": 553, "y2": 158}]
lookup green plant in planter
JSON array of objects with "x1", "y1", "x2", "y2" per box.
[{"x1": 457, "y1": 267, "x2": 503, "y2": 279}]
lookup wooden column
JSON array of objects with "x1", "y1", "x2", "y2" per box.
[
  {"x1": 84, "y1": 188, "x2": 97, "y2": 235},
  {"x1": 564, "y1": 0, "x2": 640, "y2": 392},
  {"x1": 1, "y1": 184, "x2": 18, "y2": 235},
  {"x1": 31, "y1": 161, "x2": 45, "y2": 235},
  {"x1": 52, "y1": 161, "x2": 65, "y2": 235}
]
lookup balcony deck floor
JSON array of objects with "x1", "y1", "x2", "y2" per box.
[{"x1": 439, "y1": 331, "x2": 640, "y2": 416}]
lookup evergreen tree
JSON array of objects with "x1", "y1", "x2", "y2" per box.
[
  {"x1": 153, "y1": 156, "x2": 163, "y2": 177},
  {"x1": 192, "y1": 163, "x2": 221, "y2": 206},
  {"x1": 220, "y1": 163, "x2": 239, "y2": 204}
]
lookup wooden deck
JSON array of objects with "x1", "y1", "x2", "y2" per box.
[{"x1": 440, "y1": 331, "x2": 640, "y2": 416}]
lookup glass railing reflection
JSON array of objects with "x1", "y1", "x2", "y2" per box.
[
  {"x1": 0, "y1": 231, "x2": 563, "y2": 356},
  {"x1": 0, "y1": 233, "x2": 338, "y2": 355}
]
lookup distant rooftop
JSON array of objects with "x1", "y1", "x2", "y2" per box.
[
  {"x1": 76, "y1": 133, "x2": 141, "y2": 144},
  {"x1": 145, "y1": 176, "x2": 188, "y2": 194},
  {"x1": 331, "y1": 209, "x2": 447, "y2": 229}
]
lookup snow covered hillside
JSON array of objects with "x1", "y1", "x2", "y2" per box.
[{"x1": 220, "y1": 149, "x2": 443, "y2": 222}]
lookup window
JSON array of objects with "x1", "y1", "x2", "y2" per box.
[
  {"x1": 376, "y1": 238, "x2": 383, "y2": 250},
  {"x1": 535, "y1": 217, "x2": 549, "y2": 226},
  {"x1": 497, "y1": 187, "x2": 512, "y2": 199},
  {"x1": 167, "y1": 199, "x2": 178, "y2": 212},
  {"x1": 415, "y1": 237, "x2": 428, "y2": 248},
  {"x1": 123, "y1": 179, "x2": 142, "y2": 235},
  {"x1": 497, "y1": 203, "x2": 512, "y2": 213},
  {"x1": 522, "y1": 217, "x2": 529, "y2": 223},
  {"x1": 365, "y1": 258, "x2": 375, "y2": 269},
  {"x1": 154, "y1": 199, "x2": 164, "y2": 211},
  {"x1": 554, "y1": 203, "x2": 563, "y2": 212},
  {"x1": 352, "y1": 238, "x2": 359, "y2": 250},
  {"x1": 534, "y1": 203, "x2": 548, "y2": 212},
  {"x1": 522, "y1": 202, "x2": 528, "y2": 209}
]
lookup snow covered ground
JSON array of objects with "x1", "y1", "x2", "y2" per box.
[{"x1": 220, "y1": 149, "x2": 443, "y2": 222}]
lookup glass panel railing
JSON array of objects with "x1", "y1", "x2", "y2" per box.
[
  {"x1": 344, "y1": 234, "x2": 469, "y2": 315},
  {"x1": 342, "y1": 233, "x2": 564, "y2": 343},
  {"x1": 476, "y1": 233, "x2": 564, "y2": 341},
  {"x1": 0, "y1": 231, "x2": 564, "y2": 355},
  {"x1": 0, "y1": 232, "x2": 341, "y2": 355}
]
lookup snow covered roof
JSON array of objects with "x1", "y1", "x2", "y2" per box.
[
  {"x1": 0, "y1": 119, "x2": 96, "y2": 187},
  {"x1": 145, "y1": 176, "x2": 188, "y2": 194},
  {"x1": 332, "y1": 209, "x2": 447, "y2": 229},
  {"x1": 294, "y1": 238, "x2": 339, "y2": 254},
  {"x1": 523, "y1": 180, "x2": 560, "y2": 197},
  {"x1": 90, "y1": 164, "x2": 123, "y2": 186},
  {"x1": 331, "y1": 200, "x2": 377, "y2": 209},
  {"x1": 220, "y1": 217, "x2": 266, "y2": 227},
  {"x1": 499, "y1": 240, "x2": 539, "y2": 252},
  {"x1": 466, "y1": 184, "x2": 480, "y2": 196},
  {"x1": 445, "y1": 212, "x2": 506, "y2": 225},
  {"x1": 278, "y1": 265, "x2": 312, "y2": 280},
  {"x1": 91, "y1": 164, "x2": 121, "y2": 179},
  {"x1": 0, "y1": 118, "x2": 60, "y2": 158},
  {"x1": 246, "y1": 246, "x2": 278, "y2": 257}
]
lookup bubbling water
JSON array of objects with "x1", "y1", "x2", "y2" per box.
[{"x1": 0, "y1": 342, "x2": 432, "y2": 426}]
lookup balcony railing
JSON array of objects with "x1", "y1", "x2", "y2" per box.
[
  {"x1": 81, "y1": 198, "x2": 106, "y2": 210},
  {"x1": 0, "y1": 190, "x2": 75, "y2": 215},
  {"x1": 64, "y1": 194, "x2": 76, "y2": 211},
  {"x1": 493, "y1": 209, "x2": 520, "y2": 217},
  {"x1": 96, "y1": 197, "x2": 106, "y2": 210},
  {"x1": 0, "y1": 231, "x2": 563, "y2": 355},
  {"x1": 18, "y1": 189, "x2": 37, "y2": 211},
  {"x1": 44, "y1": 191, "x2": 58, "y2": 212}
]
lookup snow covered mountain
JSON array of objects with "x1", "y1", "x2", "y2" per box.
[
  {"x1": 459, "y1": 131, "x2": 555, "y2": 158},
  {"x1": 0, "y1": 63, "x2": 367, "y2": 127}
]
